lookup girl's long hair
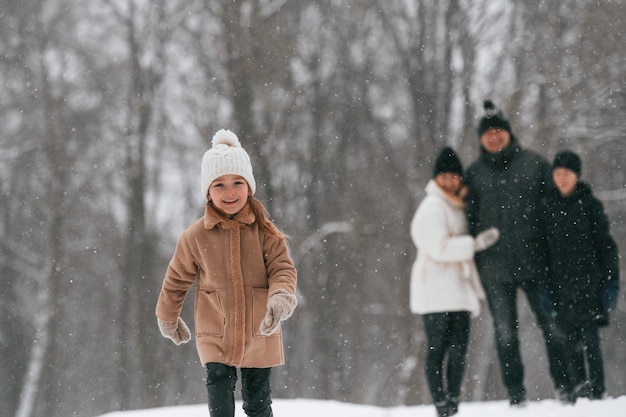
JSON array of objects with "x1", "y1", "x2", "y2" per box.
[
  {"x1": 248, "y1": 197, "x2": 285, "y2": 238},
  {"x1": 206, "y1": 196, "x2": 285, "y2": 239}
]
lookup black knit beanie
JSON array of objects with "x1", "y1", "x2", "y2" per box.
[
  {"x1": 477, "y1": 100, "x2": 512, "y2": 137},
  {"x1": 553, "y1": 150, "x2": 581, "y2": 176},
  {"x1": 433, "y1": 146, "x2": 463, "y2": 178}
]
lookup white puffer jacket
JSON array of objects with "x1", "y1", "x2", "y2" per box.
[{"x1": 410, "y1": 180, "x2": 485, "y2": 317}]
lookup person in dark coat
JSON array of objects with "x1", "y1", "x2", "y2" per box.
[
  {"x1": 464, "y1": 100, "x2": 573, "y2": 406},
  {"x1": 544, "y1": 150, "x2": 620, "y2": 400}
]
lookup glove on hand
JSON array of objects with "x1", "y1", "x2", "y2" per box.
[
  {"x1": 158, "y1": 317, "x2": 191, "y2": 345},
  {"x1": 539, "y1": 288, "x2": 555, "y2": 314},
  {"x1": 260, "y1": 292, "x2": 297, "y2": 336},
  {"x1": 474, "y1": 227, "x2": 500, "y2": 252},
  {"x1": 603, "y1": 280, "x2": 619, "y2": 311}
]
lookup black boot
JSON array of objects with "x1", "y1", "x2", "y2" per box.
[
  {"x1": 447, "y1": 396, "x2": 459, "y2": 416},
  {"x1": 509, "y1": 386, "x2": 527, "y2": 407},
  {"x1": 589, "y1": 387, "x2": 605, "y2": 400},
  {"x1": 434, "y1": 400, "x2": 449, "y2": 417},
  {"x1": 557, "y1": 387, "x2": 577, "y2": 405}
]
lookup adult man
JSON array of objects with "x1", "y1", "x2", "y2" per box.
[{"x1": 464, "y1": 100, "x2": 572, "y2": 406}]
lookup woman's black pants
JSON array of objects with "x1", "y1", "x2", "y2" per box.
[
  {"x1": 205, "y1": 362, "x2": 273, "y2": 417},
  {"x1": 422, "y1": 311, "x2": 471, "y2": 403}
]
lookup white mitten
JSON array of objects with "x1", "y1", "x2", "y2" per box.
[
  {"x1": 157, "y1": 317, "x2": 191, "y2": 345},
  {"x1": 259, "y1": 292, "x2": 297, "y2": 336},
  {"x1": 474, "y1": 227, "x2": 500, "y2": 252}
]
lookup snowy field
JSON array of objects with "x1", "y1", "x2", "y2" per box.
[{"x1": 98, "y1": 396, "x2": 626, "y2": 417}]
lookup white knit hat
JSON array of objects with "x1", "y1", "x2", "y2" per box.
[{"x1": 200, "y1": 129, "x2": 256, "y2": 200}]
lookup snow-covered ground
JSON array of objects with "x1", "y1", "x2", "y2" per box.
[{"x1": 98, "y1": 396, "x2": 626, "y2": 417}]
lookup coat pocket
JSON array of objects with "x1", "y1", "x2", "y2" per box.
[
  {"x1": 195, "y1": 289, "x2": 225, "y2": 337},
  {"x1": 252, "y1": 287, "x2": 280, "y2": 338}
]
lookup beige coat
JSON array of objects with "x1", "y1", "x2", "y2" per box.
[{"x1": 155, "y1": 204, "x2": 297, "y2": 368}]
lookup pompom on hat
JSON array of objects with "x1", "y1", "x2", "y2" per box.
[
  {"x1": 552, "y1": 150, "x2": 581, "y2": 176},
  {"x1": 433, "y1": 146, "x2": 463, "y2": 178},
  {"x1": 477, "y1": 100, "x2": 512, "y2": 138},
  {"x1": 200, "y1": 129, "x2": 256, "y2": 200}
]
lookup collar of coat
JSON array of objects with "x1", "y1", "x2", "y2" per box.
[
  {"x1": 547, "y1": 181, "x2": 592, "y2": 202},
  {"x1": 203, "y1": 202, "x2": 256, "y2": 229},
  {"x1": 426, "y1": 179, "x2": 466, "y2": 209}
]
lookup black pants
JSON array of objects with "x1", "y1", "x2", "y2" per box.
[
  {"x1": 567, "y1": 325, "x2": 605, "y2": 395},
  {"x1": 483, "y1": 280, "x2": 572, "y2": 399},
  {"x1": 422, "y1": 311, "x2": 471, "y2": 403},
  {"x1": 205, "y1": 363, "x2": 273, "y2": 417}
]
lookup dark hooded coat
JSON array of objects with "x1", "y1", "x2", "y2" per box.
[
  {"x1": 464, "y1": 136, "x2": 552, "y2": 288},
  {"x1": 543, "y1": 181, "x2": 620, "y2": 329}
]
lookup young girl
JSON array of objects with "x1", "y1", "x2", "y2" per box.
[
  {"x1": 410, "y1": 147, "x2": 499, "y2": 417},
  {"x1": 544, "y1": 150, "x2": 620, "y2": 401},
  {"x1": 155, "y1": 129, "x2": 297, "y2": 417}
]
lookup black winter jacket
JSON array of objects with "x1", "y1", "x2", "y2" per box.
[
  {"x1": 543, "y1": 181, "x2": 620, "y2": 329},
  {"x1": 464, "y1": 137, "x2": 551, "y2": 287}
]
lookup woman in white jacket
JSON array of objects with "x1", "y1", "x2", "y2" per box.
[{"x1": 410, "y1": 147, "x2": 499, "y2": 417}]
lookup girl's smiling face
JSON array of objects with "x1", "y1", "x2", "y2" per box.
[{"x1": 208, "y1": 174, "x2": 250, "y2": 215}]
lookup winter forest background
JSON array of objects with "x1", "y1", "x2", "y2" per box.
[{"x1": 1, "y1": 1, "x2": 625, "y2": 417}]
